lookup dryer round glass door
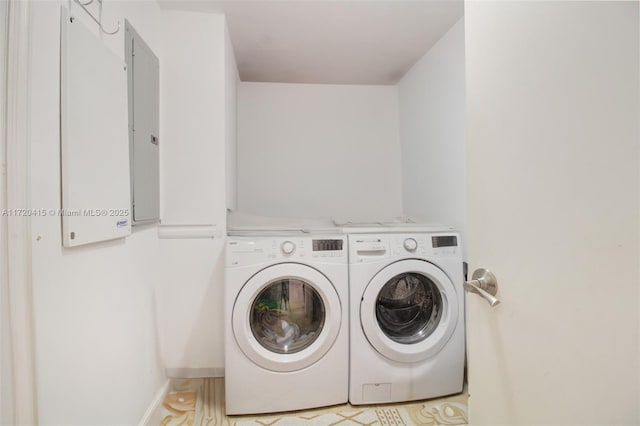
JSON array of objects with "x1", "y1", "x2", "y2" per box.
[
  {"x1": 360, "y1": 259, "x2": 459, "y2": 363},
  {"x1": 375, "y1": 272, "x2": 443, "y2": 344},
  {"x1": 233, "y1": 263, "x2": 342, "y2": 372}
]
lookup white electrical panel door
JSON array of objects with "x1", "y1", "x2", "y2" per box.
[
  {"x1": 60, "y1": 7, "x2": 132, "y2": 247},
  {"x1": 125, "y1": 21, "x2": 159, "y2": 224}
]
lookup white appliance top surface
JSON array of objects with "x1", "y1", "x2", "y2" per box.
[
  {"x1": 227, "y1": 212, "x2": 455, "y2": 235},
  {"x1": 227, "y1": 211, "x2": 336, "y2": 235},
  {"x1": 332, "y1": 216, "x2": 453, "y2": 234}
]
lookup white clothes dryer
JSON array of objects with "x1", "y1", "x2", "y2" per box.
[
  {"x1": 348, "y1": 230, "x2": 465, "y2": 405},
  {"x1": 225, "y1": 234, "x2": 349, "y2": 415}
]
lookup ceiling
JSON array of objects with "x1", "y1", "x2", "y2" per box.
[{"x1": 158, "y1": 1, "x2": 464, "y2": 85}]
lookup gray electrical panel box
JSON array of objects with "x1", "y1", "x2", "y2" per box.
[{"x1": 125, "y1": 20, "x2": 159, "y2": 224}]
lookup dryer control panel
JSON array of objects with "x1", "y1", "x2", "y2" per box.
[
  {"x1": 349, "y1": 233, "x2": 461, "y2": 263},
  {"x1": 227, "y1": 236, "x2": 347, "y2": 267}
]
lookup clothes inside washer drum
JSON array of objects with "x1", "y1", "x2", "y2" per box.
[{"x1": 250, "y1": 279, "x2": 325, "y2": 354}]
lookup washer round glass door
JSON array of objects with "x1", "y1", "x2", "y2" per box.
[
  {"x1": 360, "y1": 259, "x2": 459, "y2": 363},
  {"x1": 232, "y1": 263, "x2": 342, "y2": 372}
]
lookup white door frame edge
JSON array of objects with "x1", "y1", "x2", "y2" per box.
[{"x1": 4, "y1": 1, "x2": 37, "y2": 424}]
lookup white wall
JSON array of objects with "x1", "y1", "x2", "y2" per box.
[
  {"x1": 154, "y1": 10, "x2": 233, "y2": 375},
  {"x1": 225, "y1": 25, "x2": 239, "y2": 212},
  {"x1": 27, "y1": 1, "x2": 236, "y2": 424},
  {"x1": 160, "y1": 12, "x2": 226, "y2": 226},
  {"x1": 237, "y1": 83, "x2": 403, "y2": 219},
  {"x1": 398, "y1": 18, "x2": 467, "y2": 245},
  {"x1": 155, "y1": 13, "x2": 239, "y2": 376}
]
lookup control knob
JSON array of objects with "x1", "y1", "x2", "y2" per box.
[
  {"x1": 281, "y1": 241, "x2": 296, "y2": 255},
  {"x1": 403, "y1": 238, "x2": 418, "y2": 252}
]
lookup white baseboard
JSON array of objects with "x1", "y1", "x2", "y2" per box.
[
  {"x1": 138, "y1": 380, "x2": 170, "y2": 426},
  {"x1": 164, "y1": 367, "x2": 225, "y2": 378}
]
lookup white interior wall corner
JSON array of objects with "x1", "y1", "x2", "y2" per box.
[
  {"x1": 224, "y1": 16, "x2": 240, "y2": 215},
  {"x1": 398, "y1": 18, "x2": 467, "y2": 247}
]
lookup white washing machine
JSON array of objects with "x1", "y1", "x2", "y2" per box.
[
  {"x1": 348, "y1": 230, "x2": 465, "y2": 405},
  {"x1": 225, "y1": 233, "x2": 349, "y2": 415}
]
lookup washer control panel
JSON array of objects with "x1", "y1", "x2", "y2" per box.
[
  {"x1": 281, "y1": 241, "x2": 296, "y2": 255},
  {"x1": 403, "y1": 238, "x2": 418, "y2": 252},
  {"x1": 227, "y1": 236, "x2": 347, "y2": 266}
]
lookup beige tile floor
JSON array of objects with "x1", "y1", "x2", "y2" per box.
[{"x1": 158, "y1": 378, "x2": 468, "y2": 426}]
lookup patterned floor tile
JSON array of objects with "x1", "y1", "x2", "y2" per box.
[{"x1": 158, "y1": 378, "x2": 468, "y2": 426}]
